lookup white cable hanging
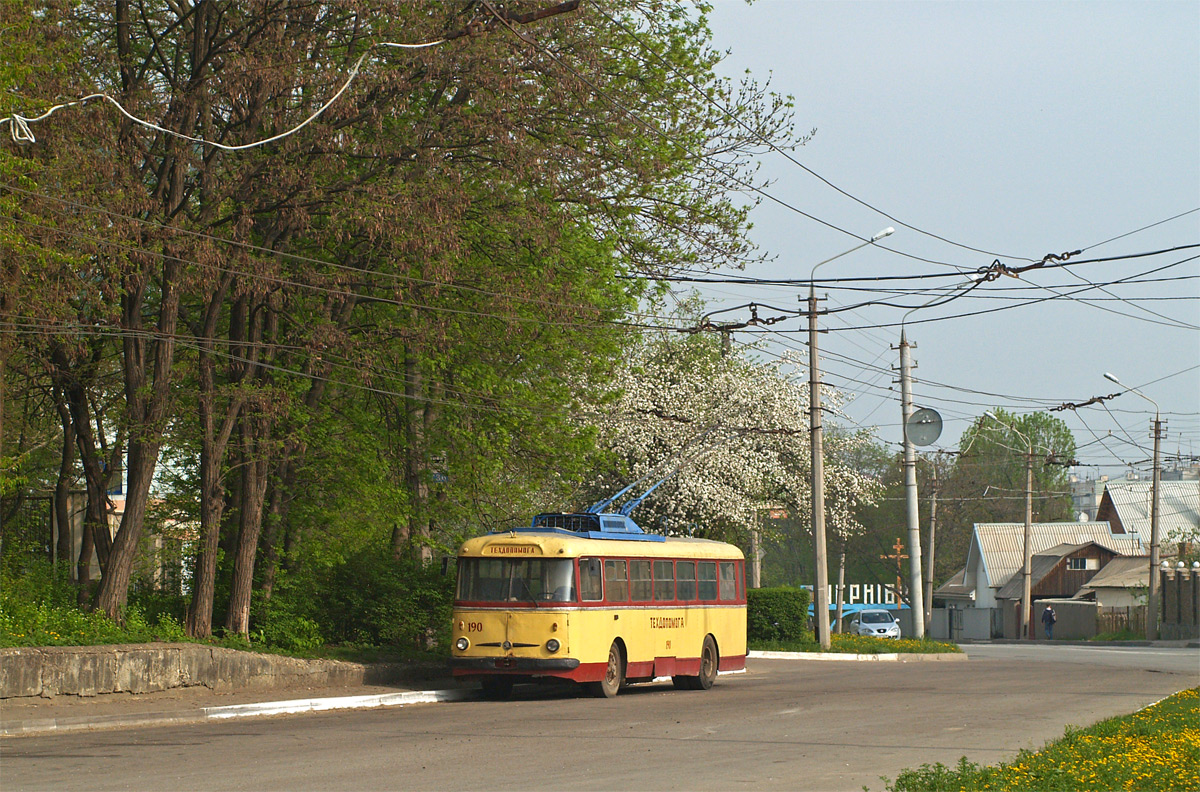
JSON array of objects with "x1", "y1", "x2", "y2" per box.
[{"x1": 2, "y1": 37, "x2": 446, "y2": 148}]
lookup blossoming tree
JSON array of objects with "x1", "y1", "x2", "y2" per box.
[{"x1": 582, "y1": 329, "x2": 882, "y2": 552}]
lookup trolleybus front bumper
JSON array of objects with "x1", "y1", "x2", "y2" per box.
[{"x1": 449, "y1": 656, "x2": 581, "y2": 674}]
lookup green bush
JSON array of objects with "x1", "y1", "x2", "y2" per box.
[
  {"x1": 253, "y1": 593, "x2": 324, "y2": 653},
  {"x1": 747, "y1": 586, "x2": 810, "y2": 642},
  {"x1": 313, "y1": 546, "x2": 455, "y2": 650}
]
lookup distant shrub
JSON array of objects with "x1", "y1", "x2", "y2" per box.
[
  {"x1": 313, "y1": 546, "x2": 454, "y2": 650},
  {"x1": 747, "y1": 586, "x2": 810, "y2": 642}
]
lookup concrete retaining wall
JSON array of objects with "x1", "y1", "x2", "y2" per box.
[{"x1": 0, "y1": 644, "x2": 420, "y2": 699}]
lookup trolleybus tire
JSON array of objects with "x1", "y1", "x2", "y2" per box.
[
  {"x1": 672, "y1": 635, "x2": 718, "y2": 690},
  {"x1": 588, "y1": 641, "x2": 624, "y2": 698},
  {"x1": 480, "y1": 676, "x2": 515, "y2": 699},
  {"x1": 696, "y1": 635, "x2": 718, "y2": 690}
]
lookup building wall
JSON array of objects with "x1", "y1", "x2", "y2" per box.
[
  {"x1": 1160, "y1": 568, "x2": 1199, "y2": 640},
  {"x1": 1032, "y1": 599, "x2": 1097, "y2": 640},
  {"x1": 1087, "y1": 587, "x2": 1142, "y2": 609}
]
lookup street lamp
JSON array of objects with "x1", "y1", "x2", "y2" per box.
[
  {"x1": 808, "y1": 227, "x2": 894, "y2": 650},
  {"x1": 984, "y1": 410, "x2": 1035, "y2": 640},
  {"x1": 1103, "y1": 372, "x2": 1163, "y2": 640}
]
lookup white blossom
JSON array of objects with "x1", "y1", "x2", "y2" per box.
[{"x1": 580, "y1": 332, "x2": 882, "y2": 543}]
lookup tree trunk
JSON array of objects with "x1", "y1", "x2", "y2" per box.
[
  {"x1": 52, "y1": 389, "x2": 76, "y2": 572},
  {"x1": 96, "y1": 254, "x2": 180, "y2": 621},
  {"x1": 225, "y1": 407, "x2": 272, "y2": 637},
  {"x1": 186, "y1": 274, "x2": 240, "y2": 638}
]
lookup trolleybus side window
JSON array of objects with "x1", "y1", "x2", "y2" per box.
[
  {"x1": 677, "y1": 560, "x2": 697, "y2": 601},
  {"x1": 630, "y1": 559, "x2": 652, "y2": 602},
  {"x1": 579, "y1": 557, "x2": 603, "y2": 601},
  {"x1": 652, "y1": 559, "x2": 675, "y2": 601},
  {"x1": 698, "y1": 561, "x2": 718, "y2": 601},
  {"x1": 604, "y1": 559, "x2": 629, "y2": 602},
  {"x1": 719, "y1": 561, "x2": 737, "y2": 601}
]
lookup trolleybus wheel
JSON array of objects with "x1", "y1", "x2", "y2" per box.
[
  {"x1": 696, "y1": 635, "x2": 718, "y2": 690},
  {"x1": 673, "y1": 635, "x2": 718, "y2": 690},
  {"x1": 589, "y1": 641, "x2": 624, "y2": 698},
  {"x1": 480, "y1": 676, "x2": 515, "y2": 699}
]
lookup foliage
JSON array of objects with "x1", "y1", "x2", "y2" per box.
[
  {"x1": 887, "y1": 687, "x2": 1200, "y2": 791},
  {"x1": 749, "y1": 634, "x2": 962, "y2": 655},
  {"x1": 310, "y1": 546, "x2": 455, "y2": 650},
  {"x1": 585, "y1": 327, "x2": 882, "y2": 548},
  {"x1": 1090, "y1": 629, "x2": 1142, "y2": 642},
  {"x1": 747, "y1": 586, "x2": 810, "y2": 642},
  {"x1": 3, "y1": 0, "x2": 800, "y2": 635},
  {"x1": 953, "y1": 409, "x2": 1077, "y2": 524},
  {"x1": 0, "y1": 556, "x2": 186, "y2": 647}
]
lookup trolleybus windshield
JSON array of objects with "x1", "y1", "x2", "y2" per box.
[{"x1": 457, "y1": 558, "x2": 576, "y2": 603}]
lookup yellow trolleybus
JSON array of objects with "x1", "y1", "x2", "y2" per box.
[{"x1": 449, "y1": 512, "x2": 746, "y2": 698}]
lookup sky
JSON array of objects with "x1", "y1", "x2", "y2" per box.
[{"x1": 691, "y1": 0, "x2": 1200, "y2": 481}]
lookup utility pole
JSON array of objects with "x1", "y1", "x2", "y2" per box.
[
  {"x1": 1148, "y1": 415, "x2": 1163, "y2": 638},
  {"x1": 749, "y1": 511, "x2": 762, "y2": 589},
  {"x1": 1022, "y1": 445, "x2": 1033, "y2": 640},
  {"x1": 985, "y1": 410, "x2": 1034, "y2": 640},
  {"x1": 898, "y1": 330, "x2": 925, "y2": 638},
  {"x1": 806, "y1": 227, "x2": 894, "y2": 650},
  {"x1": 1104, "y1": 373, "x2": 1163, "y2": 640},
  {"x1": 808, "y1": 288, "x2": 831, "y2": 650},
  {"x1": 924, "y1": 462, "x2": 939, "y2": 636}
]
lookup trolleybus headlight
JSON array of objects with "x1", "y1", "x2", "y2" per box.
[
  {"x1": 455, "y1": 637, "x2": 470, "y2": 651},
  {"x1": 545, "y1": 638, "x2": 560, "y2": 653}
]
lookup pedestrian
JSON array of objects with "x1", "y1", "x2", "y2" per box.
[{"x1": 1041, "y1": 605, "x2": 1056, "y2": 639}]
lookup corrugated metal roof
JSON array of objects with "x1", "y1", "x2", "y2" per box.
[
  {"x1": 973, "y1": 522, "x2": 1143, "y2": 590},
  {"x1": 1101, "y1": 480, "x2": 1200, "y2": 542},
  {"x1": 1075, "y1": 555, "x2": 1152, "y2": 592},
  {"x1": 934, "y1": 568, "x2": 972, "y2": 598},
  {"x1": 994, "y1": 544, "x2": 1081, "y2": 600}
]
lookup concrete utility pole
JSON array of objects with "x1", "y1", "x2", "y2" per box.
[
  {"x1": 806, "y1": 228, "x2": 894, "y2": 650},
  {"x1": 985, "y1": 411, "x2": 1034, "y2": 640},
  {"x1": 898, "y1": 330, "x2": 925, "y2": 638},
  {"x1": 924, "y1": 462, "x2": 939, "y2": 636},
  {"x1": 1104, "y1": 373, "x2": 1163, "y2": 639},
  {"x1": 808, "y1": 290, "x2": 831, "y2": 649}
]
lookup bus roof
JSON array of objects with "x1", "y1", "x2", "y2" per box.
[{"x1": 458, "y1": 531, "x2": 744, "y2": 560}]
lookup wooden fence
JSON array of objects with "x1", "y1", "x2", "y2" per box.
[{"x1": 1097, "y1": 606, "x2": 1145, "y2": 637}]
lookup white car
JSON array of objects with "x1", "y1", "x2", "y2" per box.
[{"x1": 850, "y1": 609, "x2": 901, "y2": 639}]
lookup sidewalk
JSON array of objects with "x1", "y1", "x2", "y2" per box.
[{"x1": 1, "y1": 676, "x2": 477, "y2": 738}]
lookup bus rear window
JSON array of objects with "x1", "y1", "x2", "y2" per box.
[
  {"x1": 719, "y1": 561, "x2": 736, "y2": 601},
  {"x1": 456, "y1": 558, "x2": 575, "y2": 602}
]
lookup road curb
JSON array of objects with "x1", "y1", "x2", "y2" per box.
[
  {"x1": 748, "y1": 649, "x2": 968, "y2": 662},
  {"x1": 1, "y1": 687, "x2": 477, "y2": 738},
  {"x1": 203, "y1": 688, "x2": 475, "y2": 720}
]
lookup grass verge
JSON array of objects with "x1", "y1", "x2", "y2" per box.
[
  {"x1": 751, "y1": 633, "x2": 962, "y2": 654},
  {"x1": 886, "y1": 687, "x2": 1200, "y2": 791}
]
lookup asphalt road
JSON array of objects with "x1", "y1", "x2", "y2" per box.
[{"x1": 5, "y1": 645, "x2": 1197, "y2": 792}]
